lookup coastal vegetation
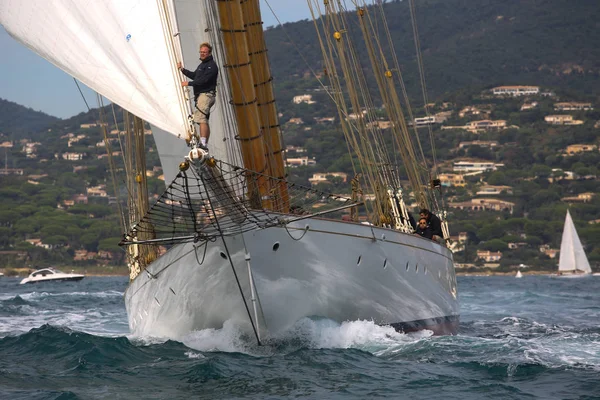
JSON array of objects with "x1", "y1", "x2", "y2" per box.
[{"x1": 1, "y1": 0, "x2": 599, "y2": 274}]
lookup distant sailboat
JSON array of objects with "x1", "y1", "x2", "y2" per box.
[
  {"x1": 515, "y1": 270, "x2": 523, "y2": 278},
  {"x1": 556, "y1": 210, "x2": 592, "y2": 278}
]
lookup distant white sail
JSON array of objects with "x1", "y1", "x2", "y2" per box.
[
  {"x1": 558, "y1": 210, "x2": 592, "y2": 274},
  {"x1": 0, "y1": 0, "x2": 188, "y2": 138}
]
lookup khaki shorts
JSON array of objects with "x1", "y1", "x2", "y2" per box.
[{"x1": 193, "y1": 92, "x2": 216, "y2": 124}]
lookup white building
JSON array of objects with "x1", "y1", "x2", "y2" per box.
[
  {"x1": 453, "y1": 161, "x2": 504, "y2": 173},
  {"x1": 293, "y1": 94, "x2": 316, "y2": 104},
  {"x1": 491, "y1": 85, "x2": 539, "y2": 96}
]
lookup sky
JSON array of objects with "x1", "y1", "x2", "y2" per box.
[{"x1": 0, "y1": 0, "x2": 312, "y2": 119}]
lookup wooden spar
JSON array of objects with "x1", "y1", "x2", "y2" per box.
[
  {"x1": 216, "y1": 0, "x2": 272, "y2": 209},
  {"x1": 240, "y1": 0, "x2": 290, "y2": 213}
]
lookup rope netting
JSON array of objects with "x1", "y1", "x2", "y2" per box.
[{"x1": 120, "y1": 158, "x2": 359, "y2": 247}]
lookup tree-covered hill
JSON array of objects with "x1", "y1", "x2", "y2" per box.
[
  {"x1": 0, "y1": 98, "x2": 59, "y2": 138},
  {"x1": 265, "y1": 0, "x2": 600, "y2": 103}
]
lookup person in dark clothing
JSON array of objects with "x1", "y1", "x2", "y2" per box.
[
  {"x1": 178, "y1": 42, "x2": 219, "y2": 150},
  {"x1": 419, "y1": 208, "x2": 443, "y2": 240},
  {"x1": 407, "y1": 212, "x2": 416, "y2": 230},
  {"x1": 415, "y1": 217, "x2": 433, "y2": 240}
]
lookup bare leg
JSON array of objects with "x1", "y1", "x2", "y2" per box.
[{"x1": 200, "y1": 123, "x2": 210, "y2": 144}]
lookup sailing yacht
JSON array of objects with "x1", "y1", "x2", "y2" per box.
[
  {"x1": 515, "y1": 270, "x2": 523, "y2": 278},
  {"x1": 0, "y1": 1, "x2": 459, "y2": 342},
  {"x1": 556, "y1": 210, "x2": 592, "y2": 278}
]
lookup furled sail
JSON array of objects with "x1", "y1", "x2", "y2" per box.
[
  {"x1": 0, "y1": 0, "x2": 189, "y2": 138},
  {"x1": 558, "y1": 210, "x2": 592, "y2": 274},
  {"x1": 152, "y1": 0, "x2": 243, "y2": 182}
]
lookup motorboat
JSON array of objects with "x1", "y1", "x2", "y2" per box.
[{"x1": 20, "y1": 268, "x2": 85, "y2": 284}]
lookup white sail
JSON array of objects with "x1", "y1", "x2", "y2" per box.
[
  {"x1": 0, "y1": 0, "x2": 189, "y2": 139},
  {"x1": 558, "y1": 210, "x2": 592, "y2": 274}
]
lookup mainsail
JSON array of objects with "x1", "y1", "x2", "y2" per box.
[
  {"x1": 0, "y1": 1, "x2": 189, "y2": 138},
  {"x1": 558, "y1": 210, "x2": 592, "y2": 274}
]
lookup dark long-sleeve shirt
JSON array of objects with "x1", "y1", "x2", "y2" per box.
[
  {"x1": 427, "y1": 213, "x2": 443, "y2": 237},
  {"x1": 181, "y1": 55, "x2": 218, "y2": 101},
  {"x1": 416, "y1": 225, "x2": 434, "y2": 240}
]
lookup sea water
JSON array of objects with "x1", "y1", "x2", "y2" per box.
[{"x1": 1, "y1": 275, "x2": 599, "y2": 399}]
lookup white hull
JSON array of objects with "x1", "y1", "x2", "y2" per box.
[
  {"x1": 551, "y1": 272, "x2": 592, "y2": 279},
  {"x1": 20, "y1": 269, "x2": 85, "y2": 284},
  {"x1": 125, "y1": 217, "x2": 459, "y2": 340}
]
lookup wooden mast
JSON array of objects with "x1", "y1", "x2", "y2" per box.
[
  {"x1": 216, "y1": 0, "x2": 272, "y2": 209},
  {"x1": 240, "y1": 0, "x2": 289, "y2": 213}
]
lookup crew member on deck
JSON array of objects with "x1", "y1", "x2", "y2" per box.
[
  {"x1": 415, "y1": 217, "x2": 434, "y2": 240},
  {"x1": 178, "y1": 42, "x2": 219, "y2": 151},
  {"x1": 419, "y1": 208, "x2": 443, "y2": 241}
]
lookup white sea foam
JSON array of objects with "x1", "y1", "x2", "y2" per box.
[
  {"x1": 19, "y1": 290, "x2": 123, "y2": 300},
  {"x1": 179, "y1": 317, "x2": 431, "y2": 356}
]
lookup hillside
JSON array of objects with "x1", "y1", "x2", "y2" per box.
[
  {"x1": 1, "y1": 0, "x2": 600, "y2": 273},
  {"x1": 265, "y1": 0, "x2": 600, "y2": 103},
  {"x1": 0, "y1": 98, "x2": 59, "y2": 138}
]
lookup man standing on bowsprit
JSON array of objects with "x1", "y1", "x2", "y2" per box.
[{"x1": 178, "y1": 42, "x2": 219, "y2": 151}]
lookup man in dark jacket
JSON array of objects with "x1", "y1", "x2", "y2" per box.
[
  {"x1": 419, "y1": 208, "x2": 443, "y2": 241},
  {"x1": 415, "y1": 217, "x2": 434, "y2": 240},
  {"x1": 178, "y1": 42, "x2": 219, "y2": 150}
]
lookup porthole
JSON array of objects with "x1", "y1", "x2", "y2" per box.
[
  {"x1": 273, "y1": 242, "x2": 280, "y2": 251},
  {"x1": 220, "y1": 251, "x2": 228, "y2": 259}
]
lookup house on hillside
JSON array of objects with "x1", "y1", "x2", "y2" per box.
[
  {"x1": 554, "y1": 102, "x2": 593, "y2": 111},
  {"x1": 0, "y1": 168, "x2": 24, "y2": 176},
  {"x1": 448, "y1": 198, "x2": 515, "y2": 213},
  {"x1": 457, "y1": 140, "x2": 498, "y2": 150},
  {"x1": 438, "y1": 173, "x2": 466, "y2": 187},
  {"x1": 561, "y1": 192, "x2": 595, "y2": 204},
  {"x1": 491, "y1": 85, "x2": 539, "y2": 96},
  {"x1": 539, "y1": 245, "x2": 558, "y2": 259},
  {"x1": 314, "y1": 117, "x2": 335, "y2": 124},
  {"x1": 544, "y1": 115, "x2": 583, "y2": 125},
  {"x1": 293, "y1": 94, "x2": 315, "y2": 104},
  {"x1": 520, "y1": 101, "x2": 538, "y2": 111},
  {"x1": 287, "y1": 156, "x2": 316, "y2": 168},
  {"x1": 285, "y1": 145, "x2": 306, "y2": 153},
  {"x1": 87, "y1": 185, "x2": 108, "y2": 197},
  {"x1": 563, "y1": 144, "x2": 597, "y2": 155},
  {"x1": 287, "y1": 117, "x2": 304, "y2": 125},
  {"x1": 476, "y1": 185, "x2": 513, "y2": 195},
  {"x1": 309, "y1": 172, "x2": 348, "y2": 185},
  {"x1": 464, "y1": 119, "x2": 507, "y2": 133},
  {"x1": 61, "y1": 152, "x2": 85, "y2": 161},
  {"x1": 22, "y1": 142, "x2": 41, "y2": 158},
  {"x1": 458, "y1": 105, "x2": 492, "y2": 118},
  {"x1": 476, "y1": 250, "x2": 502, "y2": 262},
  {"x1": 453, "y1": 161, "x2": 504, "y2": 173}
]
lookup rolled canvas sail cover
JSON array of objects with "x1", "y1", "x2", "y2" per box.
[
  {"x1": 558, "y1": 210, "x2": 592, "y2": 273},
  {"x1": 0, "y1": 0, "x2": 189, "y2": 139}
]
